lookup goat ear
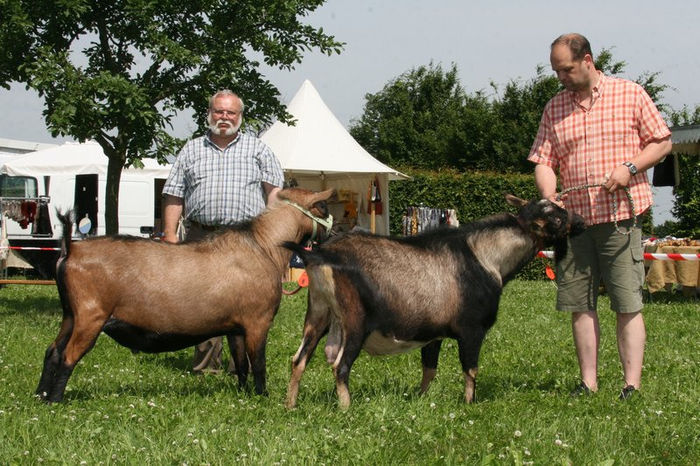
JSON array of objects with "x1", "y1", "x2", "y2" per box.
[
  {"x1": 504, "y1": 193, "x2": 527, "y2": 207},
  {"x1": 311, "y1": 188, "x2": 336, "y2": 204},
  {"x1": 278, "y1": 189, "x2": 291, "y2": 202}
]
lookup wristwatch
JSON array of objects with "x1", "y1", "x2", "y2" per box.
[{"x1": 622, "y1": 161, "x2": 638, "y2": 175}]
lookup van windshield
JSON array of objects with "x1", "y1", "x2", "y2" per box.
[{"x1": 0, "y1": 175, "x2": 38, "y2": 198}]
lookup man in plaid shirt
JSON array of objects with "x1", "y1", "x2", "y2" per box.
[
  {"x1": 528, "y1": 33, "x2": 671, "y2": 399},
  {"x1": 162, "y1": 89, "x2": 283, "y2": 373}
]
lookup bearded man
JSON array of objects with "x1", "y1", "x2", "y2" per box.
[{"x1": 162, "y1": 89, "x2": 284, "y2": 373}]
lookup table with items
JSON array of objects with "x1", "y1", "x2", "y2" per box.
[{"x1": 644, "y1": 238, "x2": 700, "y2": 297}]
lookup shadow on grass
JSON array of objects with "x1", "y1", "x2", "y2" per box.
[
  {"x1": 63, "y1": 371, "x2": 255, "y2": 402},
  {"x1": 0, "y1": 295, "x2": 61, "y2": 316},
  {"x1": 644, "y1": 289, "x2": 698, "y2": 304}
]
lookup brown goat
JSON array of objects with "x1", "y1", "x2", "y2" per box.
[
  {"x1": 35, "y1": 187, "x2": 335, "y2": 402},
  {"x1": 284, "y1": 195, "x2": 585, "y2": 409}
]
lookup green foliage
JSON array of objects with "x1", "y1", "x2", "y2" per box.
[
  {"x1": 487, "y1": 66, "x2": 561, "y2": 172},
  {"x1": 671, "y1": 154, "x2": 700, "y2": 238},
  {"x1": 349, "y1": 62, "x2": 469, "y2": 169},
  {"x1": 350, "y1": 47, "x2": 671, "y2": 177},
  {"x1": 665, "y1": 105, "x2": 700, "y2": 238},
  {"x1": 1, "y1": 282, "x2": 697, "y2": 464},
  {"x1": 668, "y1": 104, "x2": 700, "y2": 126},
  {"x1": 0, "y1": 0, "x2": 343, "y2": 233}
]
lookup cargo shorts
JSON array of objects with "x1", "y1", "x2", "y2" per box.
[{"x1": 555, "y1": 217, "x2": 644, "y2": 314}]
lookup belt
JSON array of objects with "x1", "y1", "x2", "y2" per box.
[{"x1": 189, "y1": 221, "x2": 221, "y2": 232}]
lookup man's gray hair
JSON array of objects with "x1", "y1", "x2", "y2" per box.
[{"x1": 208, "y1": 89, "x2": 245, "y2": 112}]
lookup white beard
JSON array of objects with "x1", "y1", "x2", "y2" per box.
[{"x1": 208, "y1": 116, "x2": 242, "y2": 136}]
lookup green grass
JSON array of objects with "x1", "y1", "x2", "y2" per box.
[{"x1": 0, "y1": 280, "x2": 697, "y2": 464}]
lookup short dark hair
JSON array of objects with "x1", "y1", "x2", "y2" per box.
[{"x1": 551, "y1": 33, "x2": 593, "y2": 61}]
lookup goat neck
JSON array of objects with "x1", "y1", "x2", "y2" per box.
[
  {"x1": 251, "y1": 204, "x2": 314, "y2": 276},
  {"x1": 466, "y1": 215, "x2": 536, "y2": 286}
]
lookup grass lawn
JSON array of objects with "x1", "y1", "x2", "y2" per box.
[{"x1": 0, "y1": 279, "x2": 697, "y2": 464}]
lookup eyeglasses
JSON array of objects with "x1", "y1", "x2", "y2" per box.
[{"x1": 211, "y1": 109, "x2": 239, "y2": 117}]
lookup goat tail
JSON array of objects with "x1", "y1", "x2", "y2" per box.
[
  {"x1": 56, "y1": 210, "x2": 74, "y2": 258},
  {"x1": 282, "y1": 241, "x2": 326, "y2": 267}
]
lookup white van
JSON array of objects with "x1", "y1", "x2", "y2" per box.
[{"x1": 0, "y1": 141, "x2": 171, "y2": 277}]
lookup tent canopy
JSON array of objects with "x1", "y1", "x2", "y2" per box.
[
  {"x1": 670, "y1": 124, "x2": 700, "y2": 155},
  {"x1": 261, "y1": 80, "x2": 408, "y2": 181},
  {"x1": 0, "y1": 141, "x2": 171, "y2": 178}
]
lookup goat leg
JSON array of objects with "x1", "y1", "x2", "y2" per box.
[
  {"x1": 36, "y1": 344, "x2": 61, "y2": 400},
  {"x1": 464, "y1": 367, "x2": 479, "y2": 404},
  {"x1": 36, "y1": 316, "x2": 74, "y2": 400},
  {"x1": 244, "y1": 327, "x2": 270, "y2": 396},
  {"x1": 456, "y1": 328, "x2": 486, "y2": 403},
  {"x1": 47, "y1": 361, "x2": 76, "y2": 403},
  {"x1": 419, "y1": 340, "x2": 443, "y2": 394},
  {"x1": 227, "y1": 334, "x2": 249, "y2": 388},
  {"x1": 287, "y1": 326, "x2": 328, "y2": 409},
  {"x1": 333, "y1": 333, "x2": 364, "y2": 410}
]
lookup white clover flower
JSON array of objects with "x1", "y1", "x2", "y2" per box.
[
  {"x1": 555, "y1": 439, "x2": 563, "y2": 446},
  {"x1": 514, "y1": 430, "x2": 522, "y2": 437}
]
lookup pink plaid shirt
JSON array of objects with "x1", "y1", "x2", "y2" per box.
[{"x1": 528, "y1": 72, "x2": 670, "y2": 225}]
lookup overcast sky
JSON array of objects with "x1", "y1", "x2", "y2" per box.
[{"x1": 1, "y1": 0, "x2": 697, "y2": 221}]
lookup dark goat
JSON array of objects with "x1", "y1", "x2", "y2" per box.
[
  {"x1": 284, "y1": 194, "x2": 585, "y2": 409},
  {"x1": 36, "y1": 188, "x2": 335, "y2": 402}
]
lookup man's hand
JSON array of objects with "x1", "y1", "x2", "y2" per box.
[
  {"x1": 603, "y1": 164, "x2": 632, "y2": 193},
  {"x1": 162, "y1": 232, "x2": 179, "y2": 244},
  {"x1": 546, "y1": 193, "x2": 566, "y2": 208}
]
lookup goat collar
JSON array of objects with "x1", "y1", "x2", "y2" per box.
[{"x1": 281, "y1": 199, "x2": 334, "y2": 242}]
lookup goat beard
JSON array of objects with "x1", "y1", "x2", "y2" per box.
[{"x1": 208, "y1": 116, "x2": 242, "y2": 136}]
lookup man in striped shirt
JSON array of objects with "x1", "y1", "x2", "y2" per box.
[
  {"x1": 528, "y1": 33, "x2": 671, "y2": 399},
  {"x1": 162, "y1": 89, "x2": 284, "y2": 373}
]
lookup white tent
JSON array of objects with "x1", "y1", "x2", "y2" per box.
[
  {"x1": 1, "y1": 140, "x2": 170, "y2": 178},
  {"x1": 262, "y1": 80, "x2": 408, "y2": 235}
]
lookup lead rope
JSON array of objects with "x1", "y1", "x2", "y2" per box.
[
  {"x1": 281, "y1": 200, "x2": 334, "y2": 296},
  {"x1": 557, "y1": 184, "x2": 636, "y2": 235}
]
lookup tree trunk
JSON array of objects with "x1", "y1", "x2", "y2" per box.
[{"x1": 104, "y1": 152, "x2": 125, "y2": 235}]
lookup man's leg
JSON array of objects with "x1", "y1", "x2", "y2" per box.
[
  {"x1": 616, "y1": 311, "x2": 645, "y2": 389},
  {"x1": 571, "y1": 310, "x2": 600, "y2": 392},
  {"x1": 192, "y1": 337, "x2": 224, "y2": 373}
]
